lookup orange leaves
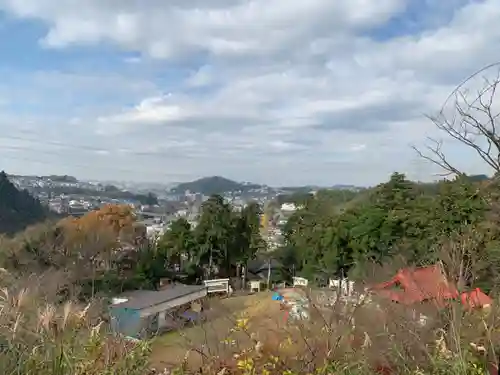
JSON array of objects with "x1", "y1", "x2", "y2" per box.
[
  {"x1": 59, "y1": 205, "x2": 135, "y2": 236},
  {"x1": 57, "y1": 205, "x2": 137, "y2": 254}
]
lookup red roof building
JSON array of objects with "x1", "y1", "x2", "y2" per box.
[
  {"x1": 370, "y1": 265, "x2": 494, "y2": 375},
  {"x1": 461, "y1": 288, "x2": 492, "y2": 309},
  {"x1": 371, "y1": 265, "x2": 459, "y2": 305},
  {"x1": 371, "y1": 264, "x2": 492, "y2": 308},
  {"x1": 372, "y1": 265, "x2": 492, "y2": 308}
]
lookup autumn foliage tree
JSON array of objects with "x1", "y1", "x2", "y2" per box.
[{"x1": 57, "y1": 204, "x2": 136, "y2": 272}]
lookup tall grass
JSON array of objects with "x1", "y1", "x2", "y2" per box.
[
  {"x1": 0, "y1": 273, "x2": 151, "y2": 375},
  {"x1": 0, "y1": 277, "x2": 497, "y2": 375}
]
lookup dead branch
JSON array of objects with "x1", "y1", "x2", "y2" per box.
[
  {"x1": 411, "y1": 138, "x2": 462, "y2": 177},
  {"x1": 414, "y1": 62, "x2": 500, "y2": 177}
]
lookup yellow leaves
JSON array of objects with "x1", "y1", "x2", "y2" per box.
[
  {"x1": 221, "y1": 338, "x2": 236, "y2": 346},
  {"x1": 435, "y1": 331, "x2": 452, "y2": 359},
  {"x1": 236, "y1": 317, "x2": 250, "y2": 331},
  {"x1": 279, "y1": 336, "x2": 293, "y2": 350},
  {"x1": 270, "y1": 355, "x2": 279, "y2": 363},
  {"x1": 236, "y1": 358, "x2": 254, "y2": 372}
]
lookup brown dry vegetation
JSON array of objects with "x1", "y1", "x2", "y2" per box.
[
  {"x1": 148, "y1": 280, "x2": 500, "y2": 375},
  {"x1": 0, "y1": 220, "x2": 498, "y2": 375}
]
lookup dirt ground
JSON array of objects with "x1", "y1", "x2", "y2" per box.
[{"x1": 149, "y1": 291, "x2": 284, "y2": 370}]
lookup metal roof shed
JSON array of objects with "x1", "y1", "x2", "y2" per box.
[{"x1": 110, "y1": 284, "x2": 207, "y2": 339}]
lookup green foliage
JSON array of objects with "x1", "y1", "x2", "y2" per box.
[
  {"x1": 281, "y1": 172, "x2": 499, "y2": 287},
  {"x1": 158, "y1": 218, "x2": 196, "y2": 265},
  {"x1": 3, "y1": 169, "x2": 500, "y2": 375},
  {"x1": 0, "y1": 170, "x2": 48, "y2": 234},
  {"x1": 194, "y1": 195, "x2": 235, "y2": 275},
  {"x1": 156, "y1": 195, "x2": 265, "y2": 279}
]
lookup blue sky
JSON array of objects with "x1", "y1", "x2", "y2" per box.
[{"x1": 0, "y1": 0, "x2": 499, "y2": 186}]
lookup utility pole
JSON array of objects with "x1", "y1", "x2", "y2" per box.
[
  {"x1": 267, "y1": 258, "x2": 271, "y2": 290},
  {"x1": 208, "y1": 247, "x2": 213, "y2": 279}
]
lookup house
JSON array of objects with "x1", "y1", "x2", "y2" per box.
[
  {"x1": 371, "y1": 264, "x2": 492, "y2": 309},
  {"x1": 371, "y1": 264, "x2": 458, "y2": 305},
  {"x1": 109, "y1": 284, "x2": 207, "y2": 339}
]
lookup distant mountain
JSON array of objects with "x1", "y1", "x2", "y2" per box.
[
  {"x1": 0, "y1": 171, "x2": 48, "y2": 234},
  {"x1": 169, "y1": 176, "x2": 365, "y2": 196},
  {"x1": 467, "y1": 174, "x2": 489, "y2": 182},
  {"x1": 170, "y1": 176, "x2": 263, "y2": 195}
]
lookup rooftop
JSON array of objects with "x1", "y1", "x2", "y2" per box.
[
  {"x1": 371, "y1": 265, "x2": 458, "y2": 305},
  {"x1": 111, "y1": 284, "x2": 207, "y2": 310}
]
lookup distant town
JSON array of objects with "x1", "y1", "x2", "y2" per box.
[{"x1": 8, "y1": 174, "x2": 362, "y2": 252}]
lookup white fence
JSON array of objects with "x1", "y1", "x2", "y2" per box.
[
  {"x1": 292, "y1": 276, "x2": 309, "y2": 287},
  {"x1": 203, "y1": 278, "x2": 231, "y2": 295},
  {"x1": 328, "y1": 278, "x2": 355, "y2": 297}
]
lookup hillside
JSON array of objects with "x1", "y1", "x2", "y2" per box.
[
  {"x1": 0, "y1": 171, "x2": 48, "y2": 234},
  {"x1": 170, "y1": 176, "x2": 262, "y2": 195},
  {"x1": 170, "y1": 176, "x2": 366, "y2": 197},
  {"x1": 9, "y1": 173, "x2": 78, "y2": 182}
]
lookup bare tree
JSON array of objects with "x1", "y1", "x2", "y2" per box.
[{"x1": 414, "y1": 62, "x2": 500, "y2": 177}]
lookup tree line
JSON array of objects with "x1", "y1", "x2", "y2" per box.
[
  {"x1": 277, "y1": 172, "x2": 500, "y2": 292},
  {"x1": 4, "y1": 165, "x2": 500, "y2": 299},
  {"x1": 0, "y1": 171, "x2": 48, "y2": 234},
  {"x1": 0, "y1": 193, "x2": 267, "y2": 300}
]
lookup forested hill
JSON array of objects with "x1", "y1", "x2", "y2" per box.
[
  {"x1": 171, "y1": 176, "x2": 262, "y2": 195},
  {"x1": 0, "y1": 171, "x2": 48, "y2": 234},
  {"x1": 276, "y1": 172, "x2": 500, "y2": 291}
]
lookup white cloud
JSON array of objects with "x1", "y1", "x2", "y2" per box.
[
  {"x1": 0, "y1": 0, "x2": 500, "y2": 185},
  {"x1": 349, "y1": 144, "x2": 366, "y2": 152},
  {"x1": 98, "y1": 95, "x2": 187, "y2": 126}
]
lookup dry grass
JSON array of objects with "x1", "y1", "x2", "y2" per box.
[
  {"x1": 0, "y1": 258, "x2": 497, "y2": 375},
  {"x1": 149, "y1": 287, "x2": 500, "y2": 375},
  {"x1": 0, "y1": 274, "x2": 497, "y2": 375},
  {"x1": 150, "y1": 292, "x2": 281, "y2": 370},
  {"x1": 0, "y1": 272, "x2": 151, "y2": 375}
]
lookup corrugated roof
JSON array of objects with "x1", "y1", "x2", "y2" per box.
[{"x1": 111, "y1": 284, "x2": 207, "y2": 310}]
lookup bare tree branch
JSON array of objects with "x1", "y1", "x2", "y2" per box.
[
  {"x1": 414, "y1": 62, "x2": 500, "y2": 177},
  {"x1": 411, "y1": 138, "x2": 462, "y2": 177}
]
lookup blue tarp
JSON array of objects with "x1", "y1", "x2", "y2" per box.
[
  {"x1": 181, "y1": 311, "x2": 200, "y2": 322},
  {"x1": 272, "y1": 292, "x2": 283, "y2": 301}
]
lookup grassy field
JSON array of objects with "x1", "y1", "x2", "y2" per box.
[{"x1": 149, "y1": 291, "x2": 283, "y2": 370}]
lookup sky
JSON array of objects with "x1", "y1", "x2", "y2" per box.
[{"x1": 0, "y1": 0, "x2": 500, "y2": 186}]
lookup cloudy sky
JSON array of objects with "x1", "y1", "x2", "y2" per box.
[{"x1": 0, "y1": 0, "x2": 499, "y2": 186}]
